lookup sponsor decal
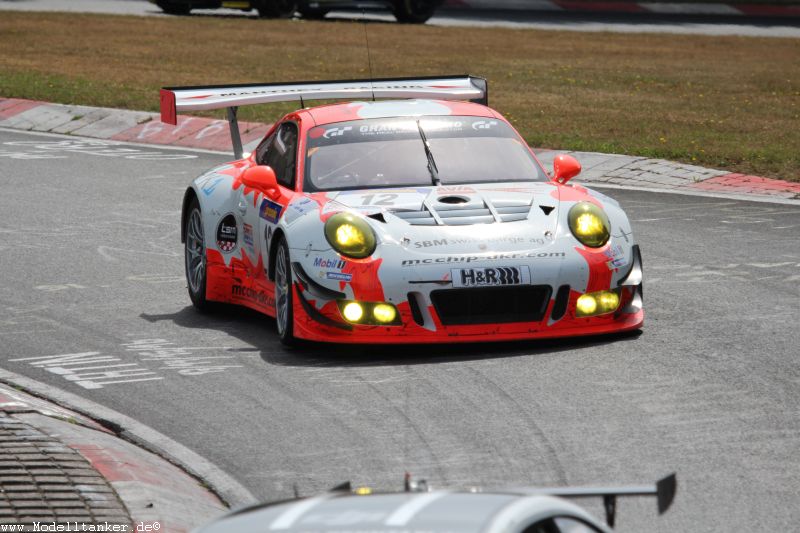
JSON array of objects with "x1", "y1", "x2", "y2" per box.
[
  {"x1": 452, "y1": 266, "x2": 531, "y2": 288},
  {"x1": 604, "y1": 243, "x2": 628, "y2": 268},
  {"x1": 314, "y1": 257, "x2": 346, "y2": 270},
  {"x1": 326, "y1": 272, "x2": 353, "y2": 282},
  {"x1": 259, "y1": 198, "x2": 283, "y2": 223},
  {"x1": 285, "y1": 197, "x2": 318, "y2": 225},
  {"x1": 289, "y1": 197, "x2": 316, "y2": 214},
  {"x1": 323, "y1": 126, "x2": 352, "y2": 139},
  {"x1": 402, "y1": 251, "x2": 565, "y2": 267},
  {"x1": 358, "y1": 123, "x2": 404, "y2": 135},
  {"x1": 216, "y1": 214, "x2": 237, "y2": 253},
  {"x1": 472, "y1": 120, "x2": 498, "y2": 130},
  {"x1": 413, "y1": 236, "x2": 545, "y2": 249},
  {"x1": 231, "y1": 284, "x2": 275, "y2": 308},
  {"x1": 243, "y1": 223, "x2": 254, "y2": 253},
  {"x1": 217, "y1": 83, "x2": 431, "y2": 100},
  {"x1": 437, "y1": 185, "x2": 475, "y2": 194},
  {"x1": 201, "y1": 176, "x2": 224, "y2": 196}
]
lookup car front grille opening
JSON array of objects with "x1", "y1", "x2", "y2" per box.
[
  {"x1": 430, "y1": 285, "x2": 552, "y2": 326},
  {"x1": 550, "y1": 284, "x2": 571, "y2": 321},
  {"x1": 407, "y1": 292, "x2": 425, "y2": 326}
]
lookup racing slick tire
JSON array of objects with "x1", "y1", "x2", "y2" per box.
[
  {"x1": 156, "y1": 1, "x2": 191, "y2": 15},
  {"x1": 184, "y1": 198, "x2": 212, "y2": 312},
  {"x1": 297, "y1": 6, "x2": 329, "y2": 19},
  {"x1": 274, "y1": 237, "x2": 296, "y2": 346},
  {"x1": 392, "y1": 0, "x2": 440, "y2": 23},
  {"x1": 257, "y1": 0, "x2": 298, "y2": 18}
]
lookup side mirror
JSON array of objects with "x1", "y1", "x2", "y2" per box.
[
  {"x1": 241, "y1": 165, "x2": 280, "y2": 199},
  {"x1": 552, "y1": 154, "x2": 581, "y2": 184}
]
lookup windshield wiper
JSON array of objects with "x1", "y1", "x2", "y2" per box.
[{"x1": 416, "y1": 120, "x2": 441, "y2": 186}]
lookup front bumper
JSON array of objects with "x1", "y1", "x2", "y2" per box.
[{"x1": 291, "y1": 245, "x2": 644, "y2": 344}]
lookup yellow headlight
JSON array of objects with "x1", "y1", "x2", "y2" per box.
[
  {"x1": 342, "y1": 302, "x2": 364, "y2": 322},
  {"x1": 597, "y1": 291, "x2": 620, "y2": 312},
  {"x1": 576, "y1": 294, "x2": 598, "y2": 316},
  {"x1": 354, "y1": 487, "x2": 372, "y2": 495},
  {"x1": 336, "y1": 223, "x2": 365, "y2": 248},
  {"x1": 576, "y1": 290, "x2": 620, "y2": 317},
  {"x1": 568, "y1": 202, "x2": 611, "y2": 248},
  {"x1": 373, "y1": 303, "x2": 397, "y2": 324},
  {"x1": 325, "y1": 213, "x2": 377, "y2": 259}
]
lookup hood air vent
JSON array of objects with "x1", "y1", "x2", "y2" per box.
[
  {"x1": 391, "y1": 197, "x2": 532, "y2": 226},
  {"x1": 437, "y1": 196, "x2": 469, "y2": 204}
]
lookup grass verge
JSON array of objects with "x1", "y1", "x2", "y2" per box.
[{"x1": 0, "y1": 11, "x2": 798, "y2": 180}]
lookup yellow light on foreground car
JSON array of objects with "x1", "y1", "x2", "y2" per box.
[
  {"x1": 324, "y1": 212, "x2": 377, "y2": 259},
  {"x1": 338, "y1": 300, "x2": 401, "y2": 326},
  {"x1": 342, "y1": 302, "x2": 364, "y2": 322},
  {"x1": 576, "y1": 290, "x2": 620, "y2": 317},
  {"x1": 373, "y1": 303, "x2": 397, "y2": 324},
  {"x1": 568, "y1": 202, "x2": 611, "y2": 248}
]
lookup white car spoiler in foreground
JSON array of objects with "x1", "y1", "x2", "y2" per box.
[
  {"x1": 515, "y1": 473, "x2": 677, "y2": 528},
  {"x1": 159, "y1": 75, "x2": 488, "y2": 158}
]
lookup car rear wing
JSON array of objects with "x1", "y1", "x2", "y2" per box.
[
  {"x1": 518, "y1": 473, "x2": 677, "y2": 528},
  {"x1": 159, "y1": 75, "x2": 488, "y2": 159}
]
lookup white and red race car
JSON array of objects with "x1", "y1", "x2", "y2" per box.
[{"x1": 161, "y1": 76, "x2": 643, "y2": 345}]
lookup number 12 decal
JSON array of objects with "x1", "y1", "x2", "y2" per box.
[{"x1": 361, "y1": 193, "x2": 399, "y2": 206}]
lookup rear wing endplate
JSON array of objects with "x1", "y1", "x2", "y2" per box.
[
  {"x1": 159, "y1": 75, "x2": 488, "y2": 159},
  {"x1": 521, "y1": 473, "x2": 676, "y2": 528}
]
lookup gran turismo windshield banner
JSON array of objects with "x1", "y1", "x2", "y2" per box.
[{"x1": 305, "y1": 116, "x2": 547, "y2": 191}]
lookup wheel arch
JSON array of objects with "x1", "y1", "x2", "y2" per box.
[
  {"x1": 180, "y1": 187, "x2": 199, "y2": 244},
  {"x1": 267, "y1": 227, "x2": 287, "y2": 281}
]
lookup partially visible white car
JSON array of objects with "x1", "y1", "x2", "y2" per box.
[{"x1": 195, "y1": 474, "x2": 676, "y2": 532}]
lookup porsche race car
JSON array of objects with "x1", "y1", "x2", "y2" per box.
[{"x1": 161, "y1": 76, "x2": 644, "y2": 345}]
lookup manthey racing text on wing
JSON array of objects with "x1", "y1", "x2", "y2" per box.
[{"x1": 163, "y1": 76, "x2": 644, "y2": 345}]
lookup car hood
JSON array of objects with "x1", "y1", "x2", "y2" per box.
[{"x1": 326, "y1": 182, "x2": 562, "y2": 254}]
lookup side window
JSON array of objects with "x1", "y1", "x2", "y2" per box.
[{"x1": 259, "y1": 122, "x2": 298, "y2": 189}]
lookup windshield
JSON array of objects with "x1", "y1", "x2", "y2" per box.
[{"x1": 304, "y1": 116, "x2": 547, "y2": 191}]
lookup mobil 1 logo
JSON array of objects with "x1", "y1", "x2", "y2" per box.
[{"x1": 452, "y1": 266, "x2": 531, "y2": 288}]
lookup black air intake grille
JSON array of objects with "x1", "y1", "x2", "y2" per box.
[{"x1": 430, "y1": 285, "x2": 552, "y2": 326}]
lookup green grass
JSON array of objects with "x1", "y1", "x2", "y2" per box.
[{"x1": 1, "y1": 11, "x2": 798, "y2": 180}]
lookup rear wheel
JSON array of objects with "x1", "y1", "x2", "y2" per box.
[
  {"x1": 257, "y1": 0, "x2": 298, "y2": 18},
  {"x1": 274, "y1": 237, "x2": 295, "y2": 345},
  {"x1": 156, "y1": 1, "x2": 191, "y2": 15},
  {"x1": 393, "y1": 0, "x2": 440, "y2": 23},
  {"x1": 184, "y1": 198, "x2": 211, "y2": 311}
]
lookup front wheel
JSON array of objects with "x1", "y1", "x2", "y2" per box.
[
  {"x1": 393, "y1": 0, "x2": 441, "y2": 23},
  {"x1": 184, "y1": 198, "x2": 211, "y2": 311},
  {"x1": 274, "y1": 237, "x2": 295, "y2": 346},
  {"x1": 257, "y1": 0, "x2": 298, "y2": 18},
  {"x1": 156, "y1": 1, "x2": 191, "y2": 15}
]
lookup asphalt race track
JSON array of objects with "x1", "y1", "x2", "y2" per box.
[
  {"x1": 1, "y1": 0, "x2": 799, "y2": 37},
  {"x1": 1, "y1": 129, "x2": 798, "y2": 531}
]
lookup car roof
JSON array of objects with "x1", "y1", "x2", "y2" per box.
[
  {"x1": 304, "y1": 98, "x2": 499, "y2": 126},
  {"x1": 199, "y1": 491, "x2": 609, "y2": 533}
]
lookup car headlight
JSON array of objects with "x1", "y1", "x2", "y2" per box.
[
  {"x1": 576, "y1": 290, "x2": 621, "y2": 317},
  {"x1": 568, "y1": 202, "x2": 610, "y2": 248},
  {"x1": 324, "y1": 212, "x2": 377, "y2": 259},
  {"x1": 337, "y1": 300, "x2": 401, "y2": 326}
]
